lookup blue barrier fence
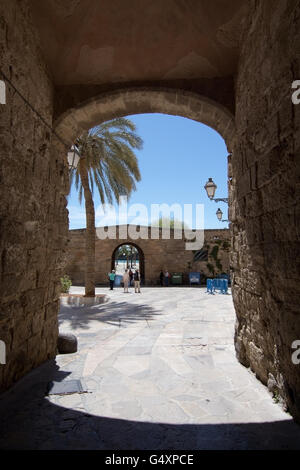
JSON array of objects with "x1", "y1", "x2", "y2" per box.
[{"x1": 207, "y1": 278, "x2": 228, "y2": 294}]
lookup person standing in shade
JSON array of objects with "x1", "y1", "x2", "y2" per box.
[
  {"x1": 123, "y1": 269, "x2": 130, "y2": 293},
  {"x1": 159, "y1": 270, "x2": 164, "y2": 287},
  {"x1": 164, "y1": 270, "x2": 170, "y2": 287},
  {"x1": 109, "y1": 270, "x2": 116, "y2": 290},
  {"x1": 134, "y1": 269, "x2": 141, "y2": 293}
]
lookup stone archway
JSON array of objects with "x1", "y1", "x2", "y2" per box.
[
  {"x1": 54, "y1": 85, "x2": 235, "y2": 299},
  {"x1": 111, "y1": 242, "x2": 145, "y2": 285},
  {"x1": 1, "y1": 0, "x2": 299, "y2": 425},
  {"x1": 54, "y1": 87, "x2": 236, "y2": 153},
  {"x1": 50, "y1": 33, "x2": 300, "y2": 424}
]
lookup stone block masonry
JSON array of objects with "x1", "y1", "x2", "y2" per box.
[
  {"x1": 0, "y1": 0, "x2": 69, "y2": 392},
  {"x1": 232, "y1": 0, "x2": 300, "y2": 421},
  {"x1": 65, "y1": 226, "x2": 231, "y2": 286}
]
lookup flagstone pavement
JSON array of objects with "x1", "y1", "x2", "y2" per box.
[{"x1": 0, "y1": 286, "x2": 300, "y2": 450}]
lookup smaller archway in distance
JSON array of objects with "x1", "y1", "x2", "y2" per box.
[{"x1": 111, "y1": 243, "x2": 145, "y2": 284}]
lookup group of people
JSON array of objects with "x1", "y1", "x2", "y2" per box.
[
  {"x1": 108, "y1": 268, "x2": 171, "y2": 292},
  {"x1": 108, "y1": 268, "x2": 141, "y2": 293},
  {"x1": 159, "y1": 270, "x2": 171, "y2": 287}
]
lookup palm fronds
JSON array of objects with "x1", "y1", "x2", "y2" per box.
[{"x1": 74, "y1": 118, "x2": 143, "y2": 205}]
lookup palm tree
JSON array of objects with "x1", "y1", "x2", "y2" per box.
[{"x1": 70, "y1": 118, "x2": 143, "y2": 296}]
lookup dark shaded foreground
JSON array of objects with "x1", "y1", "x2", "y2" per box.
[{"x1": 0, "y1": 360, "x2": 300, "y2": 450}]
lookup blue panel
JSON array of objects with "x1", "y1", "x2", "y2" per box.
[{"x1": 189, "y1": 272, "x2": 201, "y2": 284}]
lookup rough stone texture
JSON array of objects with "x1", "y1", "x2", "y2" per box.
[
  {"x1": 0, "y1": 0, "x2": 69, "y2": 392},
  {"x1": 65, "y1": 227, "x2": 230, "y2": 286},
  {"x1": 57, "y1": 333, "x2": 77, "y2": 354},
  {"x1": 231, "y1": 0, "x2": 300, "y2": 422},
  {"x1": 54, "y1": 79, "x2": 236, "y2": 125}
]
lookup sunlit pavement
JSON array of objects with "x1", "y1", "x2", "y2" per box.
[{"x1": 0, "y1": 286, "x2": 300, "y2": 450}]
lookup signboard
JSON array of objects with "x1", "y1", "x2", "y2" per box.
[{"x1": 189, "y1": 272, "x2": 201, "y2": 284}]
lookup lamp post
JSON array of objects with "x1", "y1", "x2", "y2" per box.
[
  {"x1": 204, "y1": 177, "x2": 228, "y2": 203},
  {"x1": 67, "y1": 145, "x2": 80, "y2": 170},
  {"x1": 204, "y1": 177, "x2": 229, "y2": 223},
  {"x1": 216, "y1": 208, "x2": 229, "y2": 223}
]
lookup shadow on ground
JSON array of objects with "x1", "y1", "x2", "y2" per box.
[
  {"x1": 59, "y1": 300, "x2": 162, "y2": 330},
  {"x1": 0, "y1": 360, "x2": 300, "y2": 450}
]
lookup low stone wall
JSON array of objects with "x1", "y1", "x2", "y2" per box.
[{"x1": 65, "y1": 226, "x2": 230, "y2": 286}]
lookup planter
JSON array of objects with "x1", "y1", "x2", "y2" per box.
[{"x1": 60, "y1": 293, "x2": 109, "y2": 307}]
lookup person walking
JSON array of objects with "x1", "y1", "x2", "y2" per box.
[
  {"x1": 134, "y1": 269, "x2": 141, "y2": 293},
  {"x1": 123, "y1": 269, "x2": 130, "y2": 293},
  {"x1": 159, "y1": 270, "x2": 164, "y2": 287},
  {"x1": 109, "y1": 270, "x2": 116, "y2": 290},
  {"x1": 164, "y1": 270, "x2": 170, "y2": 287}
]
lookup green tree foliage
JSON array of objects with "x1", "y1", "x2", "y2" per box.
[{"x1": 151, "y1": 216, "x2": 190, "y2": 229}]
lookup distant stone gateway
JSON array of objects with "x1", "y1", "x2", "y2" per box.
[{"x1": 65, "y1": 225, "x2": 231, "y2": 286}]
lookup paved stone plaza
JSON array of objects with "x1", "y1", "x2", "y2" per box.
[{"x1": 0, "y1": 287, "x2": 299, "y2": 450}]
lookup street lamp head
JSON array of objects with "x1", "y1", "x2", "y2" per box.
[
  {"x1": 204, "y1": 177, "x2": 217, "y2": 199},
  {"x1": 67, "y1": 145, "x2": 80, "y2": 170},
  {"x1": 216, "y1": 208, "x2": 223, "y2": 221}
]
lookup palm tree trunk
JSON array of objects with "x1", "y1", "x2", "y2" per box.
[{"x1": 79, "y1": 158, "x2": 95, "y2": 297}]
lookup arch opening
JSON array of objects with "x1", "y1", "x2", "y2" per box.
[
  {"x1": 54, "y1": 87, "x2": 235, "y2": 155},
  {"x1": 111, "y1": 242, "x2": 145, "y2": 285}
]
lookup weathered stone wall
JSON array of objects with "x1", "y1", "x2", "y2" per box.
[
  {"x1": 54, "y1": 87, "x2": 236, "y2": 155},
  {"x1": 0, "y1": 0, "x2": 69, "y2": 391},
  {"x1": 232, "y1": 0, "x2": 300, "y2": 421},
  {"x1": 65, "y1": 227, "x2": 230, "y2": 286}
]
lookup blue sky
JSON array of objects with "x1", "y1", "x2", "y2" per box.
[{"x1": 67, "y1": 113, "x2": 229, "y2": 230}]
